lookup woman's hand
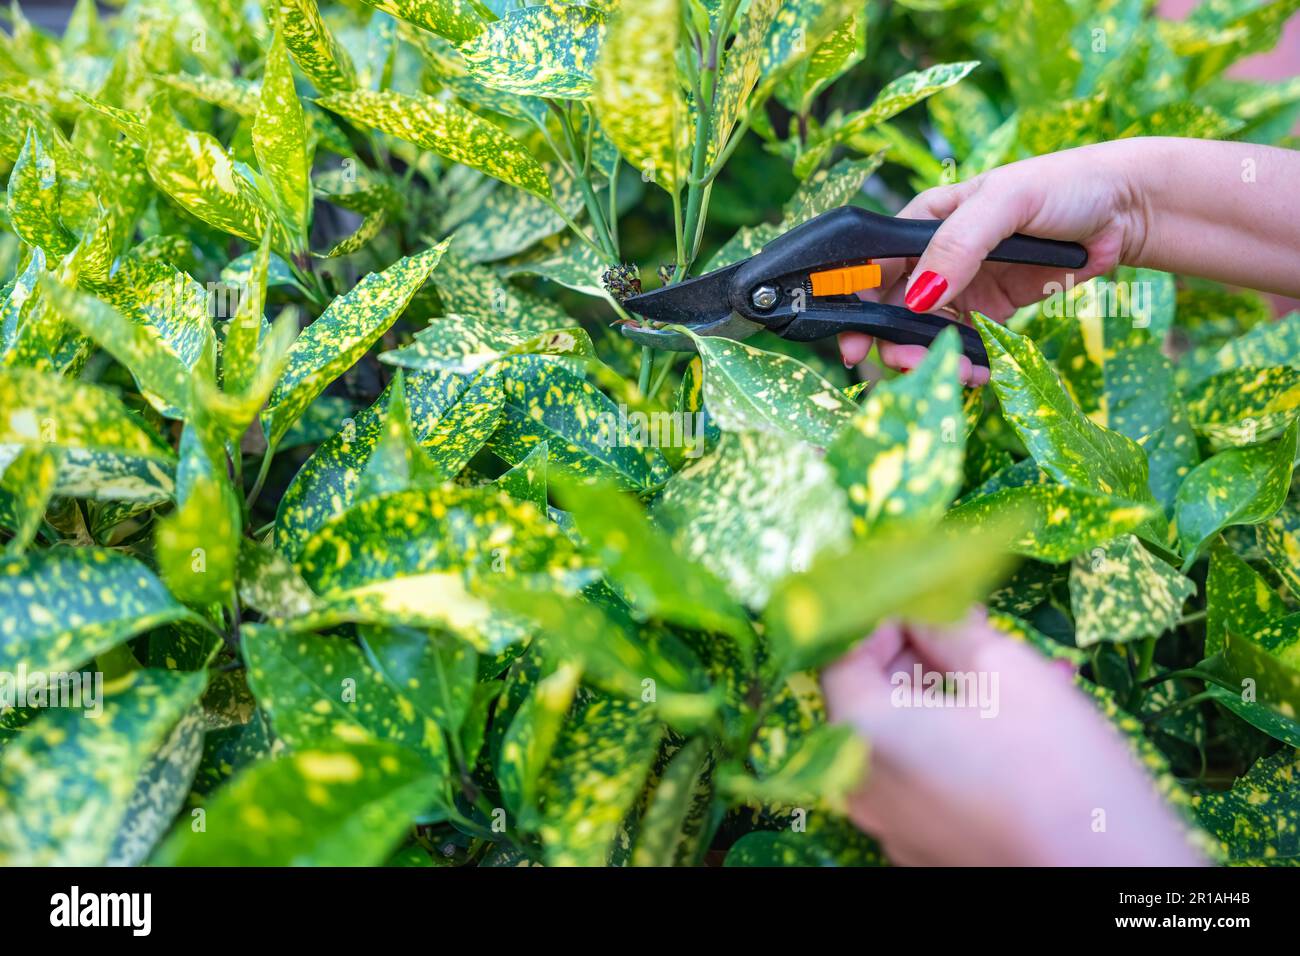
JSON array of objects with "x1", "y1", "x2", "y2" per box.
[
  {"x1": 840, "y1": 140, "x2": 1146, "y2": 379},
  {"x1": 842, "y1": 137, "x2": 1300, "y2": 380},
  {"x1": 821, "y1": 609, "x2": 1206, "y2": 866}
]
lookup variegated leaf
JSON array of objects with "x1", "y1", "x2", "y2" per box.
[
  {"x1": 6, "y1": 128, "x2": 74, "y2": 257},
  {"x1": 459, "y1": 3, "x2": 606, "y2": 100},
  {"x1": 592, "y1": 0, "x2": 687, "y2": 193},
  {"x1": 254, "y1": 31, "x2": 313, "y2": 248},
  {"x1": 497, "y1": 661, "x2": 580, "y2": 820},
  {"x1": 1257, "y1": 500, "x2": 1300, "y2": 598},
  {"x1": 1068, "y1": 534, "x2": 1195, "y2": 647},
  {"x1": 1185, "y1": 366, "x2": 1300, "y2": 447},
  {"x1": 263, "y1": 242, "x2": 447, "y2": 448},
  {"x1": 275, "y1": 0, "x2": 357, "y2": 93},
  {"x1": 1193, "y1": 747, "x2": 1300, "y2": 864},
  {"x1": 719, "y1": 723, "x2": 866, "y2": 813},
  {"x1": 318, "y1": 88, "x2": 551, "y2": 199},
  {"x1": 0, "y1": 445, "x2": 58, "y2": 554},
  {"x1": 827, "y1": 327, "x2": 965, "y2": 534},
  {"x1": 156, "y1": 741, "x2": 441, "y2": 865},
  {"x1": 1175, "y1": 420, "x2": 1298, "y2": 567},
  {"x1": 381, "y1": 314, "x2": 593, "y2": 375},
  {"x1": 945, "y1": 483, "x2": 1158, "y2": 564},
  {"x1": 355, "y1": 0, "x2": 484, "y2": 43},
  {"x1": 0, "y1": 669, "x2": 206, "y2": 866},
  {"x1": 708, "y1": 0, "x2": 782, "y2": 162}
]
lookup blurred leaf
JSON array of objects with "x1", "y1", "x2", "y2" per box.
[
  {"x1": 497, "y1": 662, "x2": 580, "y2": 821},
  {"x1": 1193, "y1": 746, "x2": 1300, "y2": 864}
]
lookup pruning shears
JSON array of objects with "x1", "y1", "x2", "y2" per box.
[{"x1": 620, "y1": 206, "x2": 1088, "y2": 368}]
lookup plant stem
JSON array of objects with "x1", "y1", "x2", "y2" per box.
[
  {"x1": 648, "y1": 351, "x2": 679, "y2": 399},
  {"x1": 637, "y1": 345, "x2": 654, "y2": 395},
  {"x1": 1141, "y1": 689, "x2": 1217, "y2": 726},
  {"x1": 1127, "y1": 635, "x2": 1157, "y2": 709},
  {"x1": 1140, "y1": 667, "x2": 1238, "y2": 693},
  {"x1": 1179, "y1": 609, "x2": 1208, "y2": 625},
  {"x1": 245, "y1": 444, "x2": 276, "y2": 511}
]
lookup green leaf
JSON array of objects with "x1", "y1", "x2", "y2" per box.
[
  {"x1": 0, "y1": 669, "x2": 206, "y2": 865},
  {"x1": 458, "y1": 3, "x2": 606, "y2": 99},
  {"x1": 238, "y1": 538, "x2": 323, "y2": 619},
  {"x1": 355, "y1": 0, "x2": 484, "y2": 43},
  {"x1": 630, "y1": 737, "x2": 714, "y2": 867},
  {"x1": 490, "y1": 354, "x2": 671, "y2": 491},
  {"x1": 764, "y1": 519, "x2": 1022, "y2": 673},
  {"x1": 106, "y1": 707, "x2": 206, "y2": 866},
  {"x1": 274, "y1": 0, "x2": 357, "y2": 93},
  {"x1": 795, "y1": 61, "x2": 979, "y2": 177},
  {"x1": 725, "y1": 813, "x2": 885, "y2": 866},
  {"x1": 156, "y1": 740, "x2": 441, "y2": 865},
  {"x1": 155, "y1": 426, "x2": 241, "y2": 606},
  {"x1": 592, "y1": 0, "x2": 687, "y2": 193},
  {"x1": 536, "y1": 695, "x2": 661, "y2": 866},
  {"x1": 1205, "y1": 542, "x2": 1298, "y2": 658},
  {"x1": 0, "y1": 548, "x2": 195, "y2": 675},
  {"x1": 721, "y1": 722, "x2": 866, "y2": 812},
  {"x1": 652, "y1": 430, "x2": 850, "y2": 609},
  {"x1": 1195, "y1": 310, "x2": 1300, "y2": 385},
  {"x1": 263, "y1": 242, "x2": 447, "y2": 448},
  {"x1": 364, "y1": 625, "x2": 478, "y2": 741},
  {"x1": 827, "y1": 327, "x2": 966, "y2": 534},
  {"x1": 1185, "y1": 366, "x2": 1300, "y2": 447},
  {"x1": 497, "y1": 661, "x2": 580, "y2": 820},
  {"x1": 7, "y1": 128, "x2": 74, "y2": 257},
  {"x1": 1068, "y1": 534, "x2": 1195, "y2": 647},
  {"x1": 1257, "y1": 499, "x2": 1300, "y2": 598},
  {"x1": 976, "y1": 315, "x2": 1156, "y2": 508},
  {"x1": 1175, "y1": 420, "x2": 1298, "y2": 566},
  {"x1": 687, "y1": 333, "x2": 851, "y2": 446},
  {"x1": 274, "y1": 368, "x2": 504, "y2": 557},
  {"x1": 354, "y1": 372, "x2": 445, "y2": 500},
  {"x1": 554, "y1": 480, "x2": 755, "y2": 646},
  {"x1": 708, "y1": 0, "x2": 782, "y2": 162},
  {"x1": 242, "y1": 624, "x2": 448, "y2": 770},
  {"x1": 381, "y1": 314, "x2": 593, "y2": 374},
  {"x1": 946, "y1": 484, "x2": 1158, "y2": 563},
  {"x1": 0, "y1": 446, "x2": 58, "y2": 554},
  {"x1": 496, "y1": 439, "x2": 548, "y2": 509},
  {"x1": 1193, "y1": 747, "x2": 1300, "y2": 864},
  {"x1": 292, "y1": 485, "x2": 589, "y2": 652},
  {"x1": 318, "y1": 89, "x2": 551, "y2": 199},
  {"x1": 143, "y1": 95, "x2": 283, "y2": 248},
  {"x1": 255, "y1": 31, "x2": 313, "y2": 248}
]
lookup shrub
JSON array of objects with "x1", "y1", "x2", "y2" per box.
[{"x1": 0, "y1": 0, "x2": 1297, "y2": 866}]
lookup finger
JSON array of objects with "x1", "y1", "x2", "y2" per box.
[
  {"x1": 871, "y1": 184, "x2": 969, "y2": 293},
  {"x1": 902, "y1": 180, "x2": 1032, "y2": 313},
  {"x1": 838, "y1": 332, "x2": 874, "y2": 368},
  {"x1": 902, "y1": 607, "x2": 1002, "y2": 673},
  {"x1": 822, "y1": 621, "x2": 905, "y2": 722},
  {"x1": 876, "y1": 342, "x2": 929, "y2": 373}
]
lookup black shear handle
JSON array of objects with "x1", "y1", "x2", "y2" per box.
[
  {"x1": 749, "y1": 206, "x2": 1088, "y2": 275},
  {"x1": 778, "y1": 301, "x2": 989, "y2": 368}
]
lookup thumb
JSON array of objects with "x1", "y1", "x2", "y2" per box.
[{"x1": 902, "y1": 186, "x2": 1030, "y2": 313}]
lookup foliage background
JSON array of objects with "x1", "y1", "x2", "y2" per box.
[{"x1": 1, "y1": 0, "x2": 1299, "y2": 866}]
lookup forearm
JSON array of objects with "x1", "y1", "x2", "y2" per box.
[{"x1": 1116, "y1": 137, "x2": 1300, "y2": 296}]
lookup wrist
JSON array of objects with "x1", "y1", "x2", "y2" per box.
[{"x1": 1098, "y1": 137, "x2": 1162, "y2": 270}]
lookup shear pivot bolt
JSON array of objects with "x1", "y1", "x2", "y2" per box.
[{"x1": 751, "y1": 285, "x2": 780, "y2": 310}]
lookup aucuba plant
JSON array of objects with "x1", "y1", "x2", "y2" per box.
[{"x1": 0, "y1": 0, "x2": 1298, "y2": 867}]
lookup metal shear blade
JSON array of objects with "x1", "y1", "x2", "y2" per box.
[{"x1": 619, "y1": 262, "x2": 758, "y2": 352}]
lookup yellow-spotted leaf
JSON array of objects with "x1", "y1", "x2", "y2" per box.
[
  {"x1": 496, "y1": 438, "x2": 548, "y2": 509},
  {"x1": 381, "y1": 313, "x2": 593, "y2": 375},
  {"x1": 274, "y1": 368, "x2": 504, "y2": 558},
  {"x1": 143, "y1": 96, "x2": 283, "y2": 247},
  {"x1": 1193, "y1": 747, "x2": 1300, "y2": 864},
  {"x1": 1068, "y1": 534, "x2": 1195, "y2": 647},
  {"x1": 553, "y1": 480, "x2": 755, "y2": 646},
  {"x1": 490, "y1": 354, "x2": 672, "y2": 491},
  {"x1": 687, "y1": 333, "x2": 852, "y2": 446},
  {"x1": 536, "y1": 695, "x2": 661, "y2": 866},
  {"x1": 707, "y1": 0, "x2": 782, "y2": 163},
  {"x1": 945, "y1": 484, "x2": 1158, "y2": 563},
  {"x1": 725, "y1": 812, "x2": 884, "y2": 866},
  {"x1": 275, "y1": 0, "x2": 357, "y2": 93},
  {"x1": 237, "y1": 538, "x2": 323, "y2": 620},
  {"x1": 0, "y1": 669, "x2": 206, "y2": 866},
  {"x1": 7, "y1": 128, "x2": 74, "y2": 257},
  {"x1": 458, "y1": 3, "x2": 606, "y2": 100},
  {"x1": 827, "y1": 327, "x2": 965, "y2": 534},
  {"x1": 242, "y1": 624, "x2": 448, "y2": 769},
  {"x1": 719, "y1": 723, "x2": 866, "y2": 813},
  {"x1": 0, "y1": 367, "x2": 176, "y2": 502},
  {"x1": 254, "y1": 31, "x2": 313, "y2": 248},
  {"x1": 651, "y1": 430, "x2": 851, "y2": 609},
  {"x1": 1257, "y1": 500, "x2": 1300, "y2": 598},
  {"x1": 353, "y1": 371, "x2": 445, "y2": 501},
  {"x1": 0, "y1": 548, "x2": 197, "y2": 675},
  {"x1": 1175, "y1": 421, "x2": 1298, "y2": 567},
  {"x1": 155, "y1": 741, "x2": 442, "y2": 866},
  {"x1": 263, "y1": 242, "x2": 447, "y2": 448},
  {"x1": 154, "y1": 426, "x2": 241, "y2": 606},
  {"x1": 764, "y1": 518, "x2": 1022, "y2": 673},
  {"x1": 976, "y1": 315, "x2": 1159, "y2": 515},
  {"x1": 631, "y1": 736, "x2": 714, "y2": 867},
  {"x1": 592, "y1": 0, "x2": 687, "y2": 193},
  {"x1": 1185, "y1": 366, "x2": 1300, "y2": 447},
  {"x1": 497, "y1": 662, "x2": 580, "y2": 820},
  {"x1": 795, "y1": 61, "x2": 978, "y2": 177},
  {"x1": 0, "y1": 446, "x2": 58, "y2": 554},
  {"x1": 317, "y1": 89, "x2": 551, "y2": 199},
  {"x1": 355, "y1": 0, "x2": 484, "y2": 43}
]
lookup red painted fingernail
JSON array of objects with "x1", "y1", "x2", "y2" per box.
[{"x1": 904, "y1": 271, "x2": 947, "y2": 312}]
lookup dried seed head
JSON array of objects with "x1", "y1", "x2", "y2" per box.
[
  {"x1": 657, "y1": 263, "x2": 676, "y2": 286},
  {"x1": 601, "y1": 263, "x2": 642, "y2": 302}
]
